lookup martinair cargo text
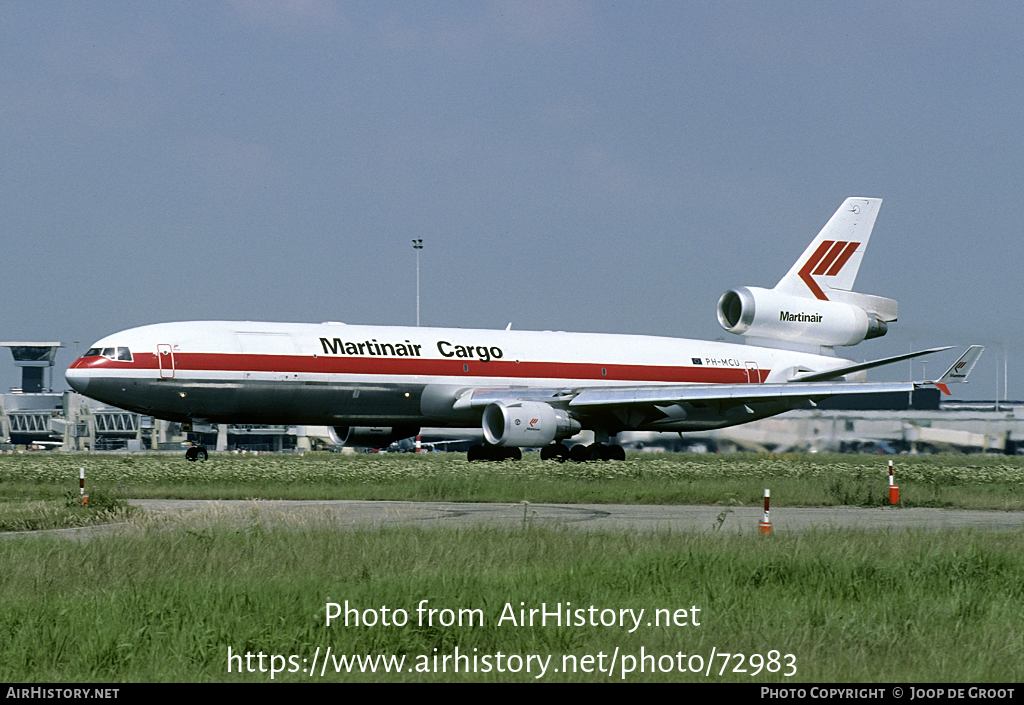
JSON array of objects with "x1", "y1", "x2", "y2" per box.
[{"x1": 66, "y1": 198, "x2": 982, "y2": 461}]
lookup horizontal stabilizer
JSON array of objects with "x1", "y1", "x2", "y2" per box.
[{"x1": 827, "y1": 289, "x2": 898, "y2": 323}]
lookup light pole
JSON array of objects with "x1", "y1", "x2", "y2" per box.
[{"x1": 412, "y1": 239, "x2": 423, "y2": 326}]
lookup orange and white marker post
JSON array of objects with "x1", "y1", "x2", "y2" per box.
[
  {"x1": 759, "y1": 488, "x2": 771, "y2": 534},
  {"x1": 888, "y1": 460, "x2": 900, "y2": 505},
  {"x1": 79, "y1": 467, "x2": 89, "y2": 507}
]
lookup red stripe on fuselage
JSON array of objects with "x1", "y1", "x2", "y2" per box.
[{"x1": 73, "y1": 352, "x2": 771, "y2": 384}]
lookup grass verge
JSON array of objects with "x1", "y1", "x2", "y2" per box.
[
  {"x1": 0, "y1": 508, "x2": 1021, "y2": 682},
  {"x1": 1, "y1": 452, "x2": 1022, "y2": 509},
  {"x1": 0, "y1": 485, "x2": 136, "y2": 532}
]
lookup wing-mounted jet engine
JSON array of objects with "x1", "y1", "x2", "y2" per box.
[
  {"x1": 717, "y1": 197, "x2": 897, "y2": 353},
  {"x1": 482, "y1": 400, "x2": 582, "y2": 448}
]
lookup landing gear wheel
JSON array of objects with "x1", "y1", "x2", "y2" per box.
[
  {"x1": 541, "y1": 443, "x2": 570, "y2": 462},
  {"x1": 601, "y1": 444, "x2": 626, "y2": 461},
  {"x1": 567, "y1": 443, "x2": 625, "y2": 462},
  {"x1": 555, "y1": 443, "x2": 570, "y2": 462},
  {"x1": 185, "y1": 446, "x2": 209, "y2": 461},
  {"x1": 570, "y1": 443, "x2": 600, "y2": 462}
]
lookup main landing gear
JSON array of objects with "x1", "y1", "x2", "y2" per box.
[
  {"x1": 466, "y1": 442, "x2": 626, "y2": 462},
  {"x1": 556, "y1": 427, "x2": 626, "y2": 461},
  {"x1": 562, "y1": 443, "x2": 626, "y2": 462},
  {"x1": 467, "y1": 444, "x2": 522, "y2": 462}
]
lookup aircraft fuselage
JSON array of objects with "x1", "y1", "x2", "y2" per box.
[{"x1": 66, "y1": 320, "x2": 848, "y2": 431}]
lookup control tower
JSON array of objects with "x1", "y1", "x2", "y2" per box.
[{"x1": 0, "y1": 342, "x2": 63, "y2": 393}]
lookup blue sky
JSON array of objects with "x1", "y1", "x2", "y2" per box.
[{"x1": 1, "y1": 1, "x2": 1021, "y2": 400}]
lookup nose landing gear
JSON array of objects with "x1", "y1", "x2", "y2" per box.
[{"x1": 185, "y1": 445, "x2": 209, "y2": 461}]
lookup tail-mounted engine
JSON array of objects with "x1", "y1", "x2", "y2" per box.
[
  {"x1": 718, "y1": 197, "x2": 900, "y2": 350},
  {"x1": 717, "y1": 286, "x2": 889, "y2": 348},
  {"x1": 482, "y1": 401, "x2": 581, "y2": 447}
]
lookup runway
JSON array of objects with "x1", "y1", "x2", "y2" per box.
[{"x1": 125, "y1": 499, "x2": 1024, "y2": 533}]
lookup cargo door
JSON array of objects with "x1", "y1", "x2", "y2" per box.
[{"x1": 236, "y1": 332, "x2": 297, "y2": 381}]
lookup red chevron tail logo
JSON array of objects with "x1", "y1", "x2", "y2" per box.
[{"x1": 798, "y1": 240, "x2": 860, "y2": 300}]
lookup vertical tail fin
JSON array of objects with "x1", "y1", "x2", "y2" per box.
[
  {"x1": 775, "y1": 197, "x2": 883, "y2": 300},
  {"x1": 773, "y1": 197, "x2": 897, "y2": 323}
]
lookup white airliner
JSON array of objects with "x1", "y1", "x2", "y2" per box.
[{"x1": 66, "y1": 198, "x2": 982, "y2": 461}]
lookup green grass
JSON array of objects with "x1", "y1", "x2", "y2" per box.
[
  {"x1": 1, "y1": 510, "x2": 1021, "y2": 682},
  {"x1": 0, "y1": 483, "x2": 136, "y2": 532},
  {"x1": 1, "y1": 452, "x2": 1023, "y2": 509},
  {"x1": 2, "y1": 453, "x2": 1022, "y2": 682}
]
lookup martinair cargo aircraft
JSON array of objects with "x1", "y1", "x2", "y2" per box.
[{"x1": 66, "y1": 198, "x2": 982, "y2": 461}]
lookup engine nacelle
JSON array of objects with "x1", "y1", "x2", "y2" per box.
[
  {"x1": 329, "y1": 426, "x2": 420, "y2": 449},
  {"x1": 482, "y1": 401, "x2": 582, "y2": 447},
  {"x1": 717, "y1": 286, "x2": 887, "y2": 348}
]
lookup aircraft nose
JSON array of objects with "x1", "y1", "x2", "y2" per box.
[{"x1": 65, "y1": 364, "x2": 90, "y2": 394}]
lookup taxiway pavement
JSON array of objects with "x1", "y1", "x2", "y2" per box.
[
  {"x1": 4, "y1": 500, "x2": 1021, "y2": 541},
  {"x1": 125, "y1": 499, "x2": 1024, "y2": 533}
]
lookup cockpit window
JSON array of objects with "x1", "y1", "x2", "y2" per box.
[{"x1": 86, "y1": 347, "x2": 133, "y2": 362}]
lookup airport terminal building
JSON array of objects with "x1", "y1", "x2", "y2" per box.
[{"x1": 0, "y1": 342, "x2": 325, "y2": 452}]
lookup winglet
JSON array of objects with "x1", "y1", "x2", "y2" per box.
[{"x1": 931, "y1": 345, "x2": 984, "y2": 395}]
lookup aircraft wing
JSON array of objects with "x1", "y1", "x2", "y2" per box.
[
  {"x1": 568, "y1": 381, "x2": 916, "y2": 408},
  {"x1": 452, "y1": 380, "x2": 917, "y2": 412},
  {"x1": 788, "y1": 346, "x2": 953, "y2": 383},
  {"x1": 452, "y1": 346, "x2": 983, "y2": 413}
]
